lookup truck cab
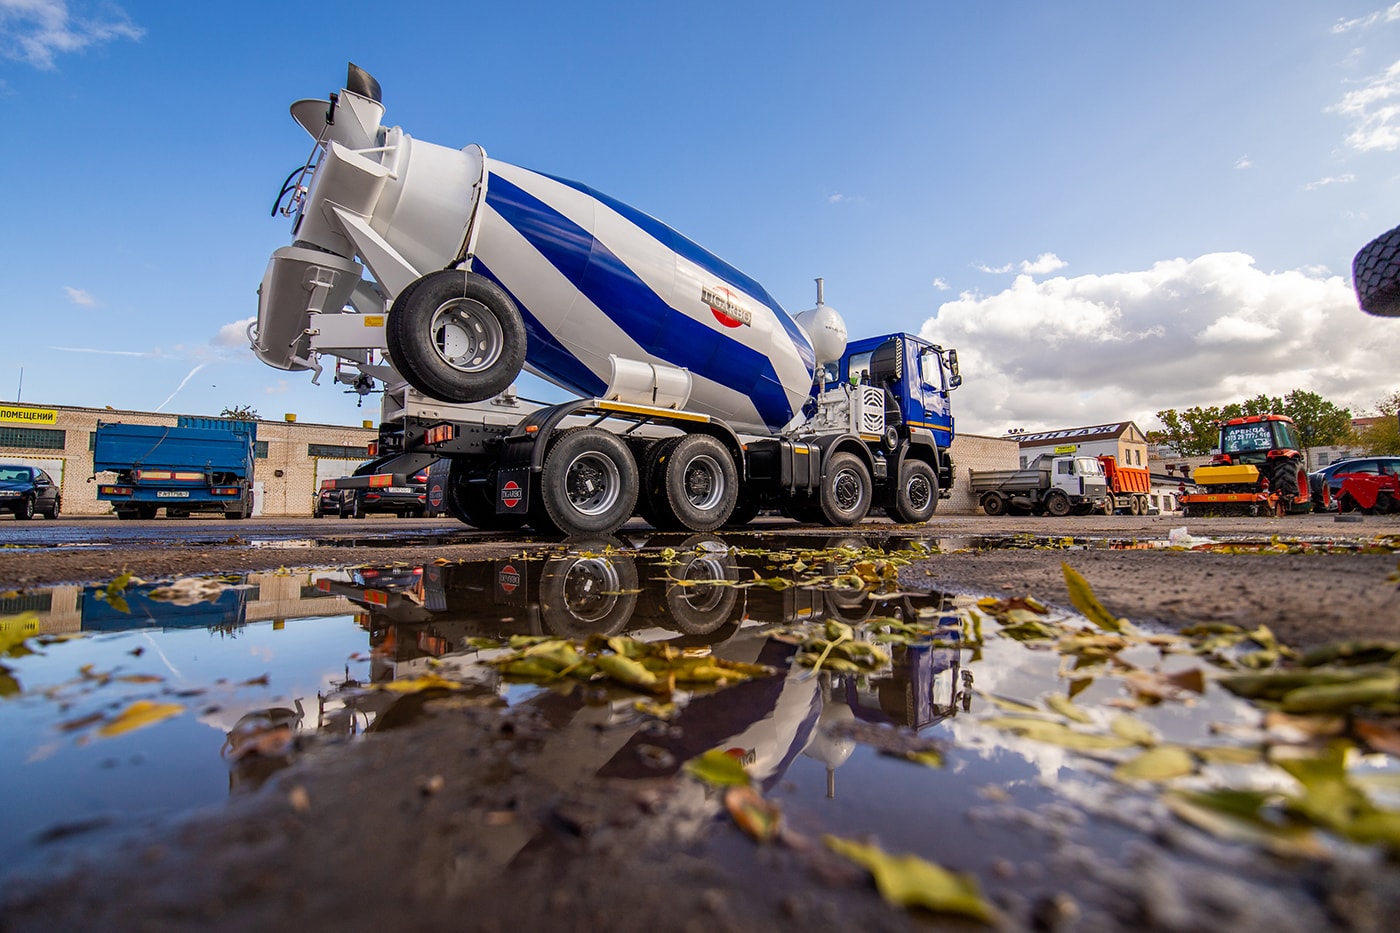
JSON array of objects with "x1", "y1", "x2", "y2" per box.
[
  {"x1": 1049, "y1": 455, "x2": 1106, "y2": 499},
  {"x1": 824, "y1": 333, "x2": 960, "y2": 451}
]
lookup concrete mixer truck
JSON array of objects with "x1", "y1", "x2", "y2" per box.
[{"x1": 252, "y1": 64, "x2": 962, "y2": 537}]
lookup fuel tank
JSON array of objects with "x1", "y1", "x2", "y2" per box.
[{"x1": 255, "y1": 65, "x2": 830, "y2": 435}]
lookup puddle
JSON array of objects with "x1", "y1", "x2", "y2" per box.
[{"x1": 3, "y1": 533, "x2": 1400, "y2": 925}]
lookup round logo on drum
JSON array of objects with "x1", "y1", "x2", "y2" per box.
[{"x1": 499, "y1": 564, "x2": 520, "y2": 594}]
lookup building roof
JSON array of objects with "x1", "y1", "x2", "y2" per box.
[{"x1": 1014, "y1": 422, "x2": 1145, "y2": 448}]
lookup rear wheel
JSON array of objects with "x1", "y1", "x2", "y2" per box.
[
  {"x1": 654, "y1": 434, "x2": 737, "y2": 533},
  {"x1": 47, "y1": 497, "x2": 60, "y2": 520},
  {"x1": 540, "y1": 428, "x2": 639, "y2": 536},
  {"x1": 981, "y1": 492, "x2": 1008, "y2": 517},
  {"x1": 819, "y1": 452, "x2": 872, "y2": 526},
  {"x1": 886, "y1": 458, "x2": 938, "y2": 524}
]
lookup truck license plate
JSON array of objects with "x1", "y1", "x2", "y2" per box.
[{"x1": 156, "y1": 491, "x2": 190, "y2": 498}]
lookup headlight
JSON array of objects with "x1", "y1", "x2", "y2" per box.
[{"x1": 0, "y1": 491, "x2": 19, "y2": 498}]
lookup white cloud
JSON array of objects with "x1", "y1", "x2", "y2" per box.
[
  {"x1": 213, "y1": 316, "x2": 255, "y2": 348},
  {"x1": 919, "y1": 252, "x2": 1400, "y2": 436},
  {"x1": 1331, "y1": 59, "x2": 1400, "y2": 151},
  {"x1": 1019, "y1": 253, "x2": 1067, "y2": 276},
  {"x1": 975, "y1": 262, "x2": 1014, "y2": 274},
  {"x1": 63, "y1": 285, "x2": 97, "y2": 306},
  {"x1": 1234, "y1": 155, "x2": 1253, "y2": 170},
  {"x1": 1332, "y1": 3, "x2": 1400, "y2": 34},
  {"x1": 264, "y1": 379, "x2": 291, "y2": 396},
  {"x1": 0, "y1": 0, "x2": 144, "y2": 69},
  {"x1": 1304, "y1": 173, "x2": 1356, "y2": 190},
  {"x1": 932, "y1": 277, "x2": 950, "y2": 291}
]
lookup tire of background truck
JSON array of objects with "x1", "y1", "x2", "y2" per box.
[
  {"x1": 1352, "y1": 224, "x2": 1400, "y2": 316},
  {"x1": 885, "y1": 459, "x2": 938, "y2": 524},
  {"x1": 819, "y1": 452, "x2": 872, "y2": 526},
  {"x1": 540, "y1": 428, "x2": 640, "y2": 536},
  {"x1": 116, "y1": 508, "x2": 139, "y2": 520},
  {"x1": 385, "y1": 270, "x2": 528, "y2": 403},
  {"x1": 655, "y1": 434, "x2": 738, "y2": 533},
  {"x1": 722, "y1": 488, "x2": 762, "y2": 528},
  {"x1": 137, "y1": 504, "x2": 158, "y2": 520},
  {"x1": 1045, "y1": 490, "x2": 1072, "y2": 517},
  {"x1": 1127, "y1": 495, "x2": 1140, "y2": 516},
  {"x1": 980, "y1": 492, "x2": 1008, "y2": 516},
  {"x1": 17, "y1": 496, "x2": 34, "y2": 520}
]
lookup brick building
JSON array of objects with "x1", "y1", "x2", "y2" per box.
[{"x1": 0, "y1": 402, "x2": 376, "y2": 517}]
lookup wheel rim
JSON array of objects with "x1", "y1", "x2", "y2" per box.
[
  {"x1": 906, "y1": 473, "x2": 932, "y2": 511},
  {"x1": 565, "y1": 451, "x2": 621, "y2": 516},
  {"x1": 832, "y1": 468, "x2": 863, "y2": 513},
  {"x1": 559, "y1": 559, "x2": 622, "y2": 623},
  {"x1": 682, "y1": 454, "x2": 725, "y2": 511},
  {"x1": 430, "y1": 298, "x2": 505, "y2": 374}
]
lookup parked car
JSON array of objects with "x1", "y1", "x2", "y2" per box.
[
  {"x1": 1308, "y1": 456, "x2": 1400, "y2": 509},
  {"x1": 313, "y1": 483, "x2": 342, "y2": 518},
  {"x1": 0, "y1": 464, "x2": 61, "y2": 520},
  {"x1": 340, "y1": 468, "x2": 432, "y2": 518}
]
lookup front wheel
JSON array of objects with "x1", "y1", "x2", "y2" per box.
[
  {"x1": 1045, "y1": 490, "x2": 1071, "y2": 517},
  {"x1": 885, "y1": 458, "x2": 938, "y2": 524},
  {"x1": 17, "y1": 497, "x2": 34, "y2": 520},
  {"x1": 819, "y1": 452, "x2": 872, "y2": 526},
  {"x1": 980, "y1": 492, "x2": 1008, "y2": 517},
  {"x1": 386, "y1": 270, "x2": 527, "y2": 403},
  {"x1": 540, "y1": 428, "x2": 639, "y2": 536}
]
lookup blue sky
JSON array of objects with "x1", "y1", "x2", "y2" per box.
[{"x1": 2, "y1": 1, "x2": 1398, "y2": 436}]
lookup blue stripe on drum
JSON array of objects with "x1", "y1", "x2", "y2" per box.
[
  {"x1": 540, "y1": 171, "x2": 816, "y2": 374},
  {"x1": 484, "y1": 174, "x2": 796, "y2": 430},
  {"x1": 472, "y1": 258, "x2": 608, "y2": 398}
]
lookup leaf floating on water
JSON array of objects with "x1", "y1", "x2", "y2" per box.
[
  {"x1": 725, "y1": 784, "x2": 781, "y2": 842},
  {"x1": 983, "y1": 717, "x2": 1135, "y2": 751},
  {"x1": 1060, "y1": 563, "x2": 1125, "y2": 633},
  {"x1": 1164, "y1": 790, "x2": 1325, "y2": 858},
  {"x1": 1109, "y1": 713, "x2": 1159, "y2": 747},
  {"x1": 1115, "y1": 745, "x2": 1196, "y2": 783},
  {"x1": 98, "y1": 700, "x2": 184, "y2": 737},
  {"x1": 373, "y1": 673, "x2": 466, "y2": 694},
  {"x1": 1046, "y1": 693, "x2": 1094, "y2": 724},
  {"x1": 685, "y1": 748, "x2": 751, "y2": 787},
  {"x1": 596, "y1": 653, "x2": 660, "y2": 691},
  {"x1": 823, "y1": 835, "x2": 995, "y2": 921}
]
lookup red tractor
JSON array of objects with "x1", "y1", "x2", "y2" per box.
[{"x1": 1179, "y1": 414, "x2": 1313, "y2": 517}]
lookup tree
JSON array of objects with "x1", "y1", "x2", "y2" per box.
[
  {"x1": 1278, "y1": 390, "x2": 1351, "y2": 453},
  {"x1": 220, "y1": 405, "x2": 259, "y2": 421},
  {"x1": 1355, "y1": 391, "x2": 1400, "y2": 455},
  {"x1": 1151, "y1": 406, "x2": 1223, "y2": 456}
]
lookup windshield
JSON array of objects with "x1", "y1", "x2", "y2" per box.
[
  {"x1": 1075, "y1": 457, "x2": 1104, "y2": 476},
  {"x1": 1221, "y1": 421, "x2": 1275, "y2": 454}
]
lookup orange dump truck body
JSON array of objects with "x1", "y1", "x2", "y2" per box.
[{"x1": 1098, "y1": 456, "x2": 1151, "y2": 495}]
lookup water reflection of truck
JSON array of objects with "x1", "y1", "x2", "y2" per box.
[
  {"x1": 252, "y1": 65, "x2": 962, "y2": 538},
  {"x1": 93, "y1": 417, "x2": 256, "y2": 520},
  {"x1": 969, "y1": 454, "x2": 1108, "y2": 517}
]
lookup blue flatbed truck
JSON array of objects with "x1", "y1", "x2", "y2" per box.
[{"x1": 93, "y1": 416, "x2": 256, "y2": 520}]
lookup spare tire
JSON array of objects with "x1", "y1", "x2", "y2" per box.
[
  {"x1": 386, "y1": 270, "x2": 527, "y2": 401},
  {"x1": 1353, "y1": 224, "x2": 1400, "y2": 317}
]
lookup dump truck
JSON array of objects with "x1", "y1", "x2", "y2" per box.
[
  {"x1": 93, "y1": 417, "x2": 256, "y2": 519},
  {"x1": 1178, "y1": 414, "x2": 1312, "y2": 517},
  {"x1": 251, "y1": 64, "x2": 961, "y2": 536},
  {"x1": 1098, "y1": 455, "x2": 1151, "y2": 515},
  {"x1": 968, "y1": 453, "x2": 1108, "y2": 517}
]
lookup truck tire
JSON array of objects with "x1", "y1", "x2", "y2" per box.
[
  {"x1": 445, "y1": 460, "x2": 526, "y2": 530},
  {"x1": 539, "y1": 546, "x2": 639, "y2": 638},
  {"x1": 1045, "y1": 490, "x2": 1071, "y2": 517},
  {"x1": 540, "y1": 428, "x2": 639, "y2": 536},
  {"x1": 819, "y1": 452, "x2": 872, "y2": 526},
  {"x1": 386, "y1": 270, "x2": 527, "y2": 403},
  {"x1": 653, "y1": 434, "x2": 738, "y2": 533},
  {"x1": 638, "y1": 437, "x2": 682, "y2": 530},
  {"x1": 885, "y1": 459, "x2": 938, "y2": 524},
  {"x1": 980, "y1": 492, "x2": 1008, "y2": 516},
  {"x1": 1353, "y1": 224, "x2": 1400, "y2": 316},
  {"x1": 723, "y1": 489, "x2": 762, "y2": 528}
]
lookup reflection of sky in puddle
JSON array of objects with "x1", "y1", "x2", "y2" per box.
[{"x1": 2, "y1": 539, "x2": 1397, "y2": 902}]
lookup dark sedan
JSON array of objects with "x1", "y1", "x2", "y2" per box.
[
  {"x1": 0, "y1": 464, "x2": 61, "y2": 519},
  {"x1": 1308, "y1": 456, "x2": 1400, "y2": 509}
]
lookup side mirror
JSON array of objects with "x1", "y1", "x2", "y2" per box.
[{"x1": 946, "y1": 349, "x2": 961, "y2": 388}]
